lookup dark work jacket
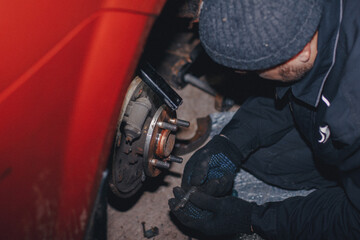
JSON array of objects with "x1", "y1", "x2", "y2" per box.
[{"x1": 221, "y1": 0, "x2": 360, "y2": 239}]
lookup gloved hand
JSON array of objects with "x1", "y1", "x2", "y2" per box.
[
  {"x1": 169, "y1": 187, "x2": 255, "y2": 236},
  {"x1": 182, "y1": 135, "x2": 242, "y2": 196}
]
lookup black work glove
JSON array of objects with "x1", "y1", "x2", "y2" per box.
[
  {"x1": 182, "y1": 135, "x2": 242, "y2": 196},
  {"x1": 169, "y1": 187, "x2": 255, "y2": 236}
]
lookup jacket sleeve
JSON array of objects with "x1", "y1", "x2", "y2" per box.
[
  {"x1": 251, "y1": 187, "x2": 360, "y2": 239},
  {"x1": 220, "y1": 95, "x2": 294, "y2": 163}
]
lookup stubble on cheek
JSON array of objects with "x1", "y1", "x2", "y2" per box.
[{"x1": 279, "y1": 62, "x2": 314, "y2": 82}]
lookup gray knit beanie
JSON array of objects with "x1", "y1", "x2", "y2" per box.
[{"x1": 199, "y1": 0, "x2": 323, "y2": 70}]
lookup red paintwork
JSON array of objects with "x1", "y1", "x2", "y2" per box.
[{"x1": 0, "y1": 0, "x2": 166, "y2": 239}]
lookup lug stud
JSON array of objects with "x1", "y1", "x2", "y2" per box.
[
  {"x1": 165, "y1": 155, "x2": 183, "y2": 163},
  {"x1": 157, "y1": 122, "x2": 178, "y2": 132},
  {"x1": 150, "y1": 159, "x2": 170, "y2": 169},
  {"x1": 169, "y1": 118, "x2": 190, "y2": 128}
]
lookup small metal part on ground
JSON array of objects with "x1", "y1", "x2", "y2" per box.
[{"x1": 141, "y1": 222, "x2": 159, "y2": 239}]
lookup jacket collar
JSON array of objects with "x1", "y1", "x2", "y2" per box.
[{"x1": 276, "y1": 0, "x2": 342, "y2": 107}]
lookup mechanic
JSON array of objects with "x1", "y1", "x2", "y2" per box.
[{"x1": 169, "y1": 0, "x2": 360, "y2": 239}]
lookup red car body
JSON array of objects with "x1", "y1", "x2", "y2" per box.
[{"x1": 0, "y1": 0, "x2": 166, "y2": 239}]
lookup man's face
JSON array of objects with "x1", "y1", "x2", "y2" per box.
[
  {"x1": 253, "y1": 31, "x2": 318, "y2": 82},
  {"x1": 257, "y1": 60, "x2": 314, "y2": 82}
]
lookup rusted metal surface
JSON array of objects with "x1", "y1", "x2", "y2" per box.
[
  {"x1": 155, "y1": 130, "x2": 176, "y2": 157},
  {"x1": 109, "y1": 77, "x2": 188, "y2": 198},
  {"x1": 144, "y1": 105, "x2": 176, "y2": 177},
  {"x1": 173, "y1": 116, "x2": 212, "y2": 155}
]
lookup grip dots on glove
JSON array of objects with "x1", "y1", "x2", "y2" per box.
[{"x1": 207, "y1": 153, "x2": 236, "y2": 180}]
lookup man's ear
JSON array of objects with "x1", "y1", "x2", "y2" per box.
[{"x1": 297, "y1": 42, "x2": 311, "y2": 63}]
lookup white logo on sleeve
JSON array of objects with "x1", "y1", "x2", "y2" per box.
[{"x1": 318, "y1": 125, "x2": 330, "y2": 143}]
